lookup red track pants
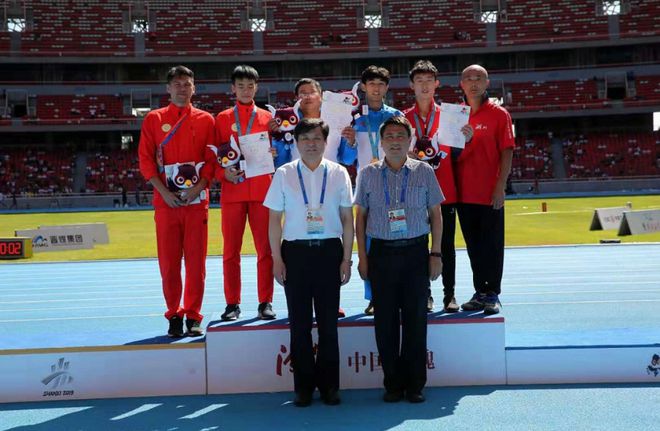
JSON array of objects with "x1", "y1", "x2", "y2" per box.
[
  {"x1": 155, "y1": 206, "x2": 208, "y2": 322},
  {"x1": 221, "y1": 201, "x2": 273, "y2": 304}
]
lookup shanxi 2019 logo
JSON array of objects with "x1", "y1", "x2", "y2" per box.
[{"x1": 41, "y1": 357, "x2": 75, "y2": 397}]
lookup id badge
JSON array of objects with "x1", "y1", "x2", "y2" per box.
[
  {"x1": 388, "y1": 209, "x2": 407, "y2": 233},
  {"x1": 306, "y1": 209, "x2": 325, "y2": 234}
]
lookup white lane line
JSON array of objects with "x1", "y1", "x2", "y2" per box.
[
  {"x1": 0, "y1": 296, "x2": 164, "y2": 305},
  {"x1": 0, "y1": 313, "x2": 161, "y2": 323},
  {"x1": 0, "y1": 300, "x2": 225, "y2": 313},
  {"x1": 505, "y1": 299, "x2": 660, "y2": 306},
  {"x1": 110, "y1": 404, "x2": 162, "y2": 421},
  {"x1": 179, "y1": 404, "x2": 227, "y2": 419}
]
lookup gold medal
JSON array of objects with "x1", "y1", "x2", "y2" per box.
[
  {"x1": 161, "y1": 123, "x2": 171, "y2": 132},
  {"x1": 371, "y1": 157, "x2": 379, "y2": 164}
]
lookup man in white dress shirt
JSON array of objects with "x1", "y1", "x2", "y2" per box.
[{"x1": 265, "y1": 118, "x2": 354, "y2": 407}]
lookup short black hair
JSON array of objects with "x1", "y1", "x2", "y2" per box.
[
  {"x1": 231, "y1": 65, "x2": 259, "y2": 83},
  {"x1": 361, "y1": 65, "x2": 390, "y2": 84},
  {"x1": 166, "y1": 65, "x2": 194, "y2": 84},
  {"x1": 379, "y1": 116, "x2": 412, "y2": 139},
  {"x1": 409, "y1": 60, "x2": 438, "y2": 82},
  {"x1": 294, "y1": 117, "x2": 330, "y2": 141},
  {"x1": 294, "y1": 78, "x2": 322, "y2": 96}
]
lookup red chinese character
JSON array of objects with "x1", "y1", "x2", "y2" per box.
[
  {"x1": 426, "y1": 350, "x2": 436, "y2": 370},
  {"x1": 276, "y1": 344, "x2": 293, "y2": 376},
  {"x1": 348, "y1": 351, "x2": 367, "y2": 373},
  {"x1": 369, "y1": 351, "x2": 382, "y2": 371}
]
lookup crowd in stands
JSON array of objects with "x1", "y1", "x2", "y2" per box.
[{"x1": 0, "y1": 149, "x2": 75, "y2": 196}]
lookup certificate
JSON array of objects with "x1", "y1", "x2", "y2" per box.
[
  {"x1": 321, "y1": 91, "x2": 355, "y2": 132},
  {"x1": 437, "y1": 103, "x2": 471, "y2": 149},
  {"x1": 238, "y1": 131, "x2": 275, "y2": 178}
]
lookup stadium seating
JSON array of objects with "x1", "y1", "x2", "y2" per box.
[
  {"x1": 512, "y1": 135, "x2": 553, "y2": 180},
  {"x1": 0, "y1": 148, "x2": 75, "y2": 195},
  {"x1": 34, "y1": 95, "x2": 129, "y2": 124},
  {"x1": 263, "y1": 0, "x2": 369, "y2": 54},
  {"x1": 19, "y1": 1, "x2": 133, "y2": 56},
  {"x1": 498, "y1": 1, "x2": 609, "y2": 45},
  {"x1": 506, "y1": 79, "x2": 607, "y2": 113},
  {"x1": 619, "y1": 0, "x2": 660, "y2": 38},
  {"x1": 379, "y1": 0, "x2": 486, "y2": 51},
  {"x1": 2, "y1": 1, "x2": 657, "y2": 57},
  {"x1": 85, "y1": 149, "x2": 143, "y2": 193},
  {"x1": 563, "y1": 132, "x2": 659, "y2": 178}
]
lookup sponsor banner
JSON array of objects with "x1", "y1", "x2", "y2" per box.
[
  {"x1": 15, "y1": 227, "x2": 94, "y2": 252},
  {"x1": 39, "y1": 223, "x2": 109, "y2": 244},
  {"x1": 0, "y1": 346, "x2": 206, "y2": 403},
  {"x1": 618, "y1": 209, "x2": 660, "y2": 236},
  {"x1": 206, "y1": 316, "x2": 506, "y2": 394},
  {"x1": 506, "y1": 346, "x2": 660, "y2": 384},
  {"x1": 589, "y1": 207, "x2": 628, "y2": 231}
]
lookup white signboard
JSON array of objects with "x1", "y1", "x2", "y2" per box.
[
  {"x1": 15, "y1": 227, "x2": 94, "y2": 252},
  {"x1": 618, "y1": 209, "x2": 660, "y2": 236},
  {"x1": 206, "y1": 316, "x2": 505, "y2": 394},
  {"x1": 589, "y1": 207, "x2": 628, "y2": 231},
  {"x1": 0, "y1": 345, "x2": 206, "y2": 403},
  {"x1": 39, "y1": 223, "x2": 109, "y2": 244}
]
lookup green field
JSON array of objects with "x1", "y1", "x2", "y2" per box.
[{"x1": 1, "y1": 195, "x2": 659, "y2": 263}]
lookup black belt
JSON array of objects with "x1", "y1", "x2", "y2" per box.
[
  {"x1": 286, "y1": 238, "x2": 338, "y2": 247},
  {"x1": 371, "y1": 235, "x2": 427, "y2": 248}
]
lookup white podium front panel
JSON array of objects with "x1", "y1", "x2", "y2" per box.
[
  {"x1": 206, "y1": 315, "x2": 505, "y2": 394},
  {"x1": 0, "y1": 344, "x2": 206, "y2": 403}
]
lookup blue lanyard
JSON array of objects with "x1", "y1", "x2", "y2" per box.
[
  {"x1": 297, "y1": 161, "x2": 328, "y2": 207},
  {"x1": 382, "y1": 166, "x2": 409, "y2": 207},
  {"x1": 413, "y1": 104, "x2": 437, "y2": 138},
  {"x1": 233, "y1": 105, "x2": 257, "y2": 136},
  {"x1": 157, "y1": 112, "x2": 188, "y2": 173},
  {"x1": 363, "y1": 114, "x2": 380, "y2": 160}
]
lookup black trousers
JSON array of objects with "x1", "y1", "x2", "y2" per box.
[
  {"x1": 282, "y1": 238, "x2": 342, "y2": 395},
  {"x1": 440, "y1": 204, "x2": 457, "y2": 301},
  {"x1": 457, "y1": 203, "x2": 505, "y2": 295},
  {"x1": 369, "y1": 237, "x2": 429, "y2": 394}
]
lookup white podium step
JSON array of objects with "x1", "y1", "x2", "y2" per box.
[
  {"x1": 0, "y1": 343, "x2": 206, "y2": 403},
  {"x1": 206, "y1": 314, "x2": 506, "y2": 394}
]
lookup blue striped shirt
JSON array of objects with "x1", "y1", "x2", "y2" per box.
[{"x1": 354, "y1": 158, "x2": 444, "y2": 240}]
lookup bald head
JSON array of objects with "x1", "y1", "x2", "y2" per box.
[{"x1": 461, "y1": 64, "x2": 488, "y2": 80}]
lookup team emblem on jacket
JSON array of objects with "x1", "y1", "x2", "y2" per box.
[{"x1": 162, "y1": 123, "x2": 172, "y2": 132}]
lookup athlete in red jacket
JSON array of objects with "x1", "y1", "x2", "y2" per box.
[
  {"x1": 138, "y1": 65, "x2": 216, "y2": 337},
  {"x1": 215, "y1": 65, "x2": 275, "y2": 321}
]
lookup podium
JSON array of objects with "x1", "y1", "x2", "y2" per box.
[{"x1": 206, "y1": 313, "x2": 506, "y2": 394}]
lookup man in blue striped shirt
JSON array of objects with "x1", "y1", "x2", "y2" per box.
[{"x1": 354, "y1": 116, "x2": 444, "y2": 403}]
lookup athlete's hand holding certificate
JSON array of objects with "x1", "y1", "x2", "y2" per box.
[
  {"x1": 438, "y1": 103, "x2": 471, "y2": 149},
  {"x1": 238, "y1": 131, "x2": 275, "y2": 178}
]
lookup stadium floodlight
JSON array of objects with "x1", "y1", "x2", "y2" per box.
[
  {"x1": 653, "y1": 112, "x2": 660, "y2": 132},
  {"x1": 7, "y1": 17, "x2": 26, "y2": 32},
  {"x1": 364, "y1": 13, "x2": 382, "y2": 29},
  {"x1": 480, "y1": 11, "x2": 498, "y2": 24},
  {"x1": 131, "y1": 18, "x2": 149, "y2": 33},
  {"x1": 602, "y1": 0, "x2": 621, "y2": 16},
  {"x1": 250, "y1": 18, "x2": 266, "y2": 32}
]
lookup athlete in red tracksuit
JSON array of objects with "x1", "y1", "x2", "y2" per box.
[
  {"x1": 215, "y1": 65, "x2": 275, "y2": 321},
  {"x1": 138, "y1": 65, "x2": 216, "y2": 338},
  {"x1": 404, "y1": 60, "x2": 473, "y2": 313}
]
